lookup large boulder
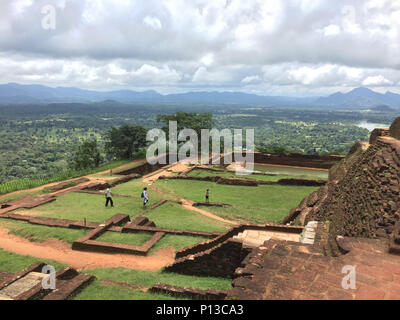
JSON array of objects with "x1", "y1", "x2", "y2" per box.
[{"x1": 389, "y1": 117, "x2": 400, "y2": 140}]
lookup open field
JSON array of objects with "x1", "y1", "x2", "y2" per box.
[
  {"x1": 96, "y1": 231, "x2": 154, "y2": 246},
  {"x1": 16, "y1": 192, "x2": 145, "y2": 222},
  {"x1": 144, "y1": 201, "x2": 229, "y2": 233},
  {"x1": 112, "y1": 179, "x2": 164, "y2": 201},
  {"x1": 0, "y1": 248, "x2": 66, "y2": 273},
  {"x1": 154, "y1": 179, "x2": 318, "y2": 224},
  {"x1": 0, "y1": 219, "x2": 86, "y2": 244}
]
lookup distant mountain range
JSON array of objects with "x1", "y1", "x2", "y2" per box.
[
  {"x1": 0, "y1": 83, "x2": 399, "y2": 110},
  {"x1": 316, "y1": 87, "x2": 400, "y2": 109}
]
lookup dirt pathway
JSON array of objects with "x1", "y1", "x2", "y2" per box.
[{"x1": 0, "y1": 226, "x2": 174, "y2": 271}]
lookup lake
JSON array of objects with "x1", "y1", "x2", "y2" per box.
[{"x1": 356, "y1": 121, "x2": 390, "y2": 132}]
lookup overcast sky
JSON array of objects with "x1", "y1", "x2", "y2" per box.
[{"x1": 0, "y1": 0, "x2": 399, "y2": 96}]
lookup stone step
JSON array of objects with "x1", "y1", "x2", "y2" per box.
[
  {"x1": 233, "y1": 229, "x2": 302, "y2": 248},
  {"x1": 0, "y1": 272, "x2": 47, "y2": 300}
]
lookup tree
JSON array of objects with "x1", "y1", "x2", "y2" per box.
[
  {"x1": 105, "y1": 125, "x2": 147, "y2": 159},
  {"x1": 157, "y1": 111, "x2": 214, "y2": 138},
  {"x1": 157, "y1": 112, "x2": 214, "y2": 154},
  {"x1": 71, "y1": 139, "x2": 103, "y2": 170}
]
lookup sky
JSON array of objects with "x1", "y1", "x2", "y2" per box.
[{"x1": 0, "y1": 0, "x2": 399, "y2": 96}]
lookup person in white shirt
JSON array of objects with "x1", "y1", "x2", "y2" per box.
[
  {"x1": 105, "y1": 187, "x2": 114, "y2": 207},
  {"x1": 141, "y1": 187, "x2": 149, "y2": 206}
]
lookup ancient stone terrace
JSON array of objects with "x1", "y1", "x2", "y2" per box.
[
  {"x1": 228, "y1": 226, "x2": 400, "y2": 300},
  {"x1": 0, "y1": 262, "x2": 94, "y2": 300}
]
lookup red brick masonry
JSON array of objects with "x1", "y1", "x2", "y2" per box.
[{"x1": 227, "y1": 233, "x2": 400, "y2": 300}]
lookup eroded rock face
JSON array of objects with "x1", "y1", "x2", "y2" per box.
[
  {"x1": 328, "y1": 141, "x2": 369, "y2": 181},
  {"x1": 389, "y1": 117, "x2": 400, "y2": 140},
  {"x1": 370, "y1": 128, "x2": 389, "y2": 144}
]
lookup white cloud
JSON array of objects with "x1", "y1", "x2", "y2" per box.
[
  {"x1": 287, "y1": 65, "x2": 335, "y2": 85},
  {"x1": 0, "y1": 0, "x2": 399, "y2": 94},
  {"x1": 322, "y1": 24, "x2": 341, "y2": 36},
  {"x1": 192, "y1": 67, "x2": 209, "y2": 83},
  {"x1": 11, "y1": 0, "x2": 33, "y2": 14},
  {"x1": 143, "y1": 15, "x2": 162, "y2": 30},
  {"x1": 200, "y1": 53, "x2": 214, "y2": 67},
  {"x1": 108, "y1": 63, "x2": 128, "y2": 76},
  {"x1": 362, "y1": 75, "x2": 393, "y2": 86},
  {"x1": 341, "y1": 5, "x2": 362, "y2": 34},
  {"x1": 241, "y1": 75, "x2": 261, "y2": 84},
  {"x1": 192, "y1": 66, "x2": 233, "y2": 84},
  {"x1": 130, "y1": 64, "x2": 181, "y2": 84}
]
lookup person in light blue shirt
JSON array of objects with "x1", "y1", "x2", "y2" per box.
[{"x1": 141, "y1": 187, "x2": 149, "y2": 206}]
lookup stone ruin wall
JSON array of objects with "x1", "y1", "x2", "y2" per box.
[
  {"x1": 284, "y1": 117, "x2": 400, "y2": 240},
  {"x1": 221, "y1": 152, "x2": 343, "y2": 169}
]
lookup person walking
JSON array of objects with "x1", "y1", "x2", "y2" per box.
[
  {"x1": 105, "y1": 187, "x2": 114, "y2": 207},
  {"x1": 205, "y1": 189, "x2": 210, "y2": 203},
  {"x1": 141, "y1": 187, "x2": 149, "y2": 206}
]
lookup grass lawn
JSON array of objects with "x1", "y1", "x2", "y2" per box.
[
  {"x1": 145, "y1": 201, "x2": 229, "y2": 233},
  {"x1": 0, "y1": 248, "x2": 65, "y2": 273},
  {"x1": 112, "y1": 179, "x2": 164, "y2": 201},
  {"x1": 154, "y1": 179, "x2": 318, "y2": 224},
  {"x1": 96, "y1": 231, "x2": 154, "y2": 246},
  {"x1": 25, "y1": 192, "x2": 145, "y2": 222},
  {"x1": 149, "y1": 234, "x2": 209, "y2": 254},
  {"x1": 83, "y1": 268, "x2": 232, "y2": 290},
  {"x1": 0, "y1": 218, "x2": 85, "y2": 244},
  {"x1": 73, "y1": 280, "x2": 180, "y2": 300}
]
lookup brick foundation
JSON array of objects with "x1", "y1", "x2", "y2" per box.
[{"x1": 149, "y1": 284, "x2": 228, "y2": 300}]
